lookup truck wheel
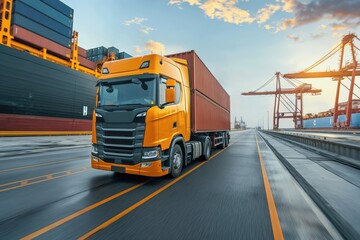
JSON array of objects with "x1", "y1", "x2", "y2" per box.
[
  {"x1": 170, "y1": 144, "x2": 183, "y2": 178},
  {"x1": 225, "y1": 134, "x2": 229, "y2": 147},
  {"x1": 201, "y1": 137, "x2": 212, "y2": 160}
]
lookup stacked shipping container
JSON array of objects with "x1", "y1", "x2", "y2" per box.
[
  {"x1": 11, "y1": 0, "x2": 73, "y2": 57},
  {"x1": 87, "y1": 46, "x2": 132, "y2": 62}
]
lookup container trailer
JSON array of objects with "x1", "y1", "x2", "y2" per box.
[{"x1": 91, "y1": 50, "x2": 230, "y2": 177}]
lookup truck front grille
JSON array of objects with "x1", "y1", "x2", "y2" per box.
[{"x1": 96, "y1": 123, "x2": 144, "y2": 165}]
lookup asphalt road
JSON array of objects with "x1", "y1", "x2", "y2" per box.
[{"x1": 0, "y1": 130, "x2": 341, "y2": 239}]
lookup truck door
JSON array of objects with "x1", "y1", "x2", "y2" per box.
[{"x1": 157, "y1": 77, "x2": 181, "y2": 148}]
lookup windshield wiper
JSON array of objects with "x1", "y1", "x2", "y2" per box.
[{"x1": 102, "y1": 104, "x2": 153, "y2": 111}]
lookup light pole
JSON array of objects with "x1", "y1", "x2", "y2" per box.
[{"x1": 267, "y1": 110, "x2": 269, "y2": 130}]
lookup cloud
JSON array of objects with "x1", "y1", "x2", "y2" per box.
[
  {"x1": 264, "y1": 24, "x2": 274, "y2": 30},
  {"x1": 146, "y1": 40, "x2": 166, "y2": 54},
  {"x1": 169, "y1": 0, "x2": 255, "y2": 25},
  {"x1": 311, "y1": 33, "x2": 325, "y2": 39},
  {"x1": 280, "y1": 0, "x2": 297, "y2": 13},
  {"x1": 199, "y1": 0, "x2": 255, "y2": 24},
  {"x1": 169, "y1": 0, "x2": 201, "y2": 5},
  {"x1": 124, "y1": 17, "x2": 147, "y2": 26},
  {"x1": 124, "y1": 17, "x2": 156, "y2": 35},
  {"x1": 279, "y1": 0, "x2": 360, "y2": 30},
  {"x1": 287, "y1": 34, "x2": 302, "y2": 42},
  {"x1": 330, "y1": 23, "x2": 347, "y2": 31},
  {"x1": 134, "y1": 46, "x2": 142, "y2": 54},
  {"x1": 257, "y1": 4, "x2": 281, "y2": 24},
  {"x1": 139, "y1": 26, "x2": 155, "y2": 34}
]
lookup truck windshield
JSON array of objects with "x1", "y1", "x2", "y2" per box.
[{"x1": 98, "y1": 77, "x2": 156, "y2": 108}]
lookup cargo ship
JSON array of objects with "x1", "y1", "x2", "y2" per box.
[
  {"x1": 303, "y1": 100, "x2": 360, "y2": 128},
  {"x1": 0, "y1": 0, "x2": 129, "y2": 134}
]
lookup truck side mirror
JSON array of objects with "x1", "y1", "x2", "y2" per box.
[{"x1": 166, "y1": 79, "x2": 176, "y2": 104}]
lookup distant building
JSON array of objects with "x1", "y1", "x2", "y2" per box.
[{"x1": 234, "y1": 116, "x2": 246, "y2": 129}]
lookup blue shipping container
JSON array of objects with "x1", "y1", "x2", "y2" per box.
[
  {"x1": 118, "y1": 52, "x2": 132, "y2": 59},
  {"x1": 40, "y1": 0, "x2": 73, "y2": 19},
  {"x1": 17, "y1": 0, "x2": 73, "y2": 28},
  {"x1": 108, "y1": 47, "x2": 119, "y2": 54},
  {"x1": 13, "y1": 1, "x2": 72, "y2": 38},
  {"x1": 87, "y1": 47, "x2": 108, "y2": 57},
  {"x1": 303, "y1": 112, "x2": 360, "y2": 128},
  {"x1": 12, "y1": 13, "x2": 71, "y2": 48}
]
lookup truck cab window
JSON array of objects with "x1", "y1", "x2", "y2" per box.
[{"x1": 159, "y1": 77, "x2": 167, "y2": 105}]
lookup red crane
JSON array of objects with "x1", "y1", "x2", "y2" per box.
[
  {"x1": 284, "y1": 33, "x2": 360, "y2": 128},
  {"x1": 242, "y1": 72, "x2": 321, "y2": 129}
]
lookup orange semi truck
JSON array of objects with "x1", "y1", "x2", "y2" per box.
[{"x1": 91, "y1": 50, "x2": 230, "y2": 177}]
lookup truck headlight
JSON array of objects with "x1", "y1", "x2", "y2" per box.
[
  {"x1": 136, "y1": 112, "x2": 146, "y2": 117},
  {"x1": 92, "y1": 144, "x2": 98, "y2": 154},
  {"x1": 142, "y1": 147, "x2": 160, "y2": 160}
]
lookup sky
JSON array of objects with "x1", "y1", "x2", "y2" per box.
[{"x1": 62, "y1": 0, "x2": 360, "y2": 129}]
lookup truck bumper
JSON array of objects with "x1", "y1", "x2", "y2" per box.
[{"x1": 91, "y1": 155, "x2": 169, "y2": 177}]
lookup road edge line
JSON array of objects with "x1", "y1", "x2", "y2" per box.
[{"x1": 256, "y1": 135, "x2": 284, "y2": 240}]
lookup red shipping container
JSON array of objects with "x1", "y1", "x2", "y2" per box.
[
  {"x1": 79, "y1": 55, "x2": 96, "y2": 69},
  {"x1": 11, "y1": 25, "x2": 71, "y2": 58},
  {"x1": 78, "y1": 46, "x2": 87, "y2": 58},
  {"x1": 166, "y1": 50, "x2": 230, "y2": 133}
]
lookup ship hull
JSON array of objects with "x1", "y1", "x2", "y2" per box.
[{"x1": 0, "y1": 44, "x2": 96, "y2": 132}]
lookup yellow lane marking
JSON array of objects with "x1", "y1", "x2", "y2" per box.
[
  {"x1": 21, "y1": 181, "x2": 148, "y2": 240},
  {"x1": 0, "y1": 157, "x2": 86, "y2": 173},
  {"x1": 79, "y1": 144, "x2": 233, "y2": 240},
  {"x1": 0, "y1": 131, "x2": 91, "y2": 137},
  {"x1": 256, "y1": 135, "x2": 284, "y2": 240},
  {"x1": 0, "y1": 167, "x2": 89, "y2": 193}
]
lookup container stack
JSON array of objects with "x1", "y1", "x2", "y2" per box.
[
  {"x1": 78, "y1": 46, "x2": 96, "y2": 69},
  {"x1": 11, "y1": 0, "x2": 73, "y2": 58},
  {"x1": 118, "y1": 51, "x2": 132, "y2": 59},
  {"x1": 87, "y1": 46, "x2": 132, "y2": 62},
  {"x1": 87, "y1": 46, "x2": 108, "y2": 62}
]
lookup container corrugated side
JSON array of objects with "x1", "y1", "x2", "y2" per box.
[
  {"x1": 78, "y1": 46, "x2": 87, "y2": 58},
  {"x1": 11, "y1": 25, "x2": 71, "y2": 57},
  {"x1": 166, "y1": 50, "x2": 230, "y2": 132},
  {"x1": 17, "y1": 0, "x2": 73, "y2": 28},
  {"x1": 79, "y1": 55, "x2": 96, "y2": 69},
  {"x1": 0, "y1": 43, "x2": 96, "y2": 122},
  {"x1": 13, "y1": 1, "x2": 72, "y2": 38},
  {"x1": 192, "y1": 91, "x2": 230, "y2": 132},
  {"x1": 166, "y1": 50, "x2": 230, "y2": 112},
  {"x1": 40, "y1": 0, "x2": 73, "y2": 19},
  {"x1": 12, "y1": 13, "x2": 71, "y2": 48}
]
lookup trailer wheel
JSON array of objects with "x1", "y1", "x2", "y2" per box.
[
  {"x1": 220, "y1": 133, "x2": 226, "y2": 149},
  {"x1": 170, "y1": 144, "x2": 183, "y2": 178},
  {"x1": 201, "y1": 137, "x2": 212, "y2": 160}
]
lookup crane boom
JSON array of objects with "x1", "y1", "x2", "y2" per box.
[{"x1": 284, "y1": 71, "x2": 360, "y2": 79}]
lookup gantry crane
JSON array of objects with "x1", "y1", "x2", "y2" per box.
[
  {"x1": 242, "y1": 72, "x2": 321, "y2": 129},
  {"x1": 284, "y1": 33, "x2": 360, "y2": 128}
]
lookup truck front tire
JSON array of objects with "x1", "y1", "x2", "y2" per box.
[
  {"x1": 201, "y1": 137, "x2": 212, "y2": 160},
  {"x1": 170, "y1": 144, "x2": 183, "y2": 178}
]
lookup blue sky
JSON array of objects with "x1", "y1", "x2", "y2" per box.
[{"x1": 62, "y1": 0, "x2": 360, "y2": 128}]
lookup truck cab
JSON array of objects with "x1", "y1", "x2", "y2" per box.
[{"x1": 91, "y1": 54, "x2": 191, "y2": 177}]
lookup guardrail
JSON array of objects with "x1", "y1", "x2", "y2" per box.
[{"x1": 262, "y1": 130, "x2": 360, "y2": 168}]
